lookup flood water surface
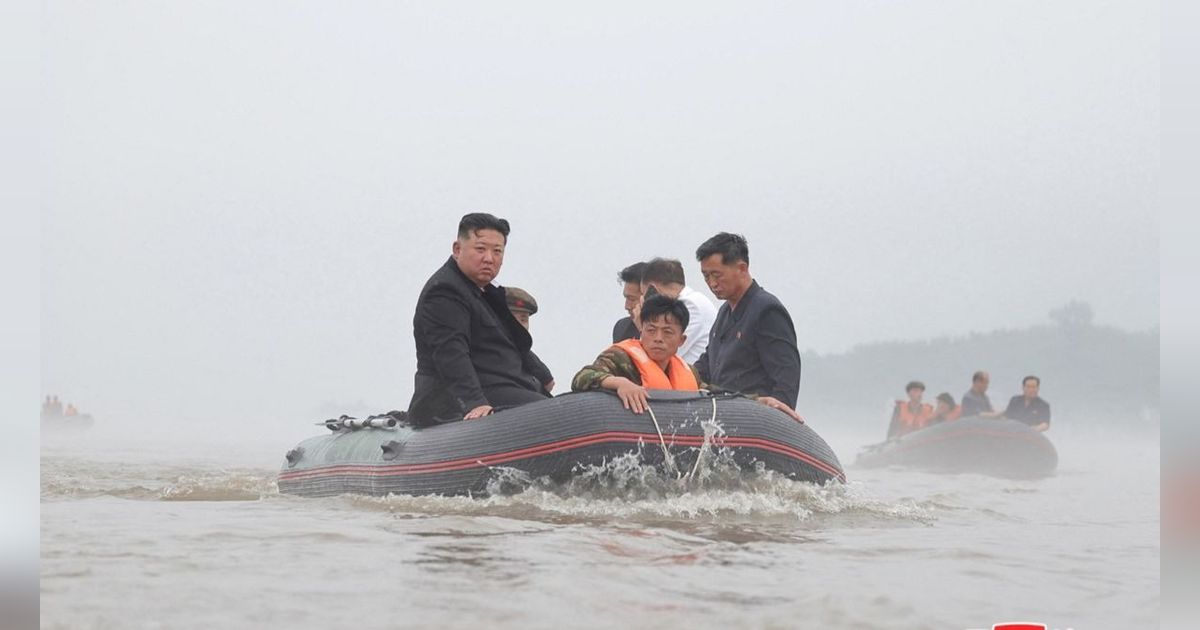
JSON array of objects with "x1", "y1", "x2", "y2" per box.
[{"x1": 40, "y1": 419, "x2": 1159, "y2": 629}]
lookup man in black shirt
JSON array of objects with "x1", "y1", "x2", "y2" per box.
[
  {"x1": 408, "y1": 213, "x2": 552, "y2": 426},
  {"x1": 1003, "y1": 375, "x2": 1051, "y2": 431},
  {"x1": 692, "y1": 232, "x2": 801, "y2": 408},
  {"x1": 611, "y1": 261, "x2": 645, "y2": 343}
]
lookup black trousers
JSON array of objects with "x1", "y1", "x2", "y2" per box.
[{"x1": 484, "y1": 384, "x2": 550, "y2": 411}]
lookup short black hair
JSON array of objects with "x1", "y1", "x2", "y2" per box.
[
  {"x1": 936, "y1": 392, "x2": 955, "y2": 406},
  {"x1": 641, "y1": 258, "x2": 686, "y2": 286},
  {"x1": 695, "y1": 232, "x2": 749, "y2": 265},
  {"x1": 1022, "y1": 375, "x2": 1041, "y2": 387},
  {"x1": 639, "y1": 294, "x2": 690, "y2": 331},
  {"x1": 972, "y1": 370, "x2": 989, "y2": 383},
  {"x1": 618, "y1": 261, "x2": 647, "y2": 284},
  {"x1": 458, "y1": 213, "x2": 510, "y2": 241},
  {"x1": 905, "y1": 380, "x2": 926, "y2": 393}
]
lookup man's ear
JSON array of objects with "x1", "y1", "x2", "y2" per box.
[
  {"x1": 679, "y1": 333, "x2": 688, "y2": 346},
  {"x1": 451, "y1": 239, "x2": 462, "y2": 258}
]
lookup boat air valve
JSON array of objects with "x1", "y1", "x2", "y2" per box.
[
  {"x1": 285, "y1": 447, "x2": 305, "y2": 467},
  {"x1": 380, "y1": 440, "x2": 403, "y2": 461}
]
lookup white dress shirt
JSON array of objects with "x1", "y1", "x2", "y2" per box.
[{"x1": 676, "y1": 285, "x2": 718, "y2": 364}]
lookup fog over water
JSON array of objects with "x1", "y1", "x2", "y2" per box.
[
  {"x1": 39, "y1": 2, "x2": 1159, "y2": 629},
  {"x1": 41, "y1": 1, "x2": 1157, "y2": 426}
]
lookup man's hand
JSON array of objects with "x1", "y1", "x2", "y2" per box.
[
  {"x1": 543, "y1": 379, "x2": 555, "y2": 393},
  {"x1": 464, "y1": 404, "x2": 494, "y2": 420},
  {"x1": 758, "y1": 396, "x2": 804, "y2": 423},
  {"x1": 1033, "y1": 422, "x2": 1049, "y2": 432},
  {"x1": 614, "y1": 380, "x2": 650, "y2": 414}
]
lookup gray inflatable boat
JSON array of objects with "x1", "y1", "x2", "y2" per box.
[
  {"x1": 278, "y1": 391, "x2": 845, "y2": 497},
  {"x1": 854, "y1": 417, "x2": 1058, "y2": 478}
]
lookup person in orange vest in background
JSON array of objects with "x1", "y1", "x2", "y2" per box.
[
  {"x1": 928, "y1": 392, "x2": 962, "y2": 426},
  {"x1": 572, "y1": 293, "x2": 802, "y2": 421},
  {"x1": 887, "y1": 381, "x2": 934, "y2": 439}
]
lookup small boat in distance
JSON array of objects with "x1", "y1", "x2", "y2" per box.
[{"x1": 855, "y1": 417, "x2": 1058, "y2": 478}]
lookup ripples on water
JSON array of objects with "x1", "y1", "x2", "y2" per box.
[{"x1": 40, "y1": 421, "x2": 1159, "y2": 629}]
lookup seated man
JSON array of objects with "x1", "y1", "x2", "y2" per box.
[
  {"x1": 506, "y1": 286, "x2": 555, "y2": 394},
  {"x1": 612, "y1": 261, "x2": 645, "y2": 343},
  {"x1": 408, "y1": 213, "x2": 551, "y2": 426},
  {"x1": 928, "y1": 392, "x2": 962, "y2": 426},
  {"x1": 1003, "y1": 375, "x2": 1051, "y2": 431},
  {"x1": 961, "y1": 370, "x2": 1004, "y2": 418},
  {"x1": 572, "y1": 294, "x2": 801, "y2": 421},
  {"x1": 887, "y1": 381, "x2": 934, "y2": 439},
  {"x1": 639, "y1": 257, "x2": 718, "y2": 363},
  {"x1": 693, "y1": 232, "x2": 801, "y2": 409}
]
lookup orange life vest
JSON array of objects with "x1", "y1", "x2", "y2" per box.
[
  {"x1": 928, "y1": 405, "x2": 962, "y2": 425},
  {"x1": 894, "y1": 400, "x2": 934, "y2": 430},
  {"x1": 614, "y1": 339, "x2": 699, "y2": 391}
]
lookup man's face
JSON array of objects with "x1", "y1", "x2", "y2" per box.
[
  {"x1": 640, "y1": 314, "x2": 687, "y2": 364},
  {"x1": 1023, "y1": 379, "x2": 1040, "y2": 399},
  {"x1": 935, "y1": 400, "x2": 952, "y2": 416},
  {"x1": 699, "y1": 254, "x2": 747, "y2": 301},
  {"x1": 452, "y1": 229, "x2": 506, "y2": 287},
  {"x1": 622, "y1": 282, "x2": 642, "y2": 317},
  {"x1": 974, "y1": 374, "x2": 990, "y2": 393},
  {"x1": 907, "y1": 388, "x2": 925, "y2": 404},
  {"x1": 511, "y1": 311, "x2": 531, "y2": 330}
]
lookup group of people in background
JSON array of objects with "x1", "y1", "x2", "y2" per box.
[
  {"x1": 41, "y1": 395, "x2": 81, "y2": 418},
  {"x1": 406, "y1": 213, "x2": 805, "y2": 426},
  {"x1": 886, "y1": 370, "x2": 1052, "y2": 439}
]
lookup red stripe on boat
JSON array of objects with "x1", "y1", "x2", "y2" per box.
[{"x1": 278, "y1": 430, "x2": 844, "y2": 483}]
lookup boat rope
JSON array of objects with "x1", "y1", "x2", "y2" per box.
[{"x1": 644, "y1": 401, "x2": 680, "y2": 478}]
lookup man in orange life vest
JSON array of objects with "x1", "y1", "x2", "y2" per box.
[
  {"x1": 886, "y1": 380, "x2": 934, "y2": 439},
  {"x1": 572, "y1": 294, "x2": 801, "y2": 421}
]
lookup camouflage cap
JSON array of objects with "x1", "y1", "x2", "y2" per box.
[{"x1": 505, "y1": 286, "x2": 538, "y2": 315}]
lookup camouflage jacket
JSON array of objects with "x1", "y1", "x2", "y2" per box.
[{"x1": 571, "y1": 345, "x2": 710, "y2": 392}]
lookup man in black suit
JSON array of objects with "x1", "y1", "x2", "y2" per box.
[
  {"x1": 408, "y1": 213, "x2": 552, "y2": 425},
  {"x1": 612, "y1": 261, "x2": 645, "y2": 343},
  {"x1": 692, "y1": 232, "x2": 801, "y2": 408}
]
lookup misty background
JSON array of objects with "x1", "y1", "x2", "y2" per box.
[{"x1": 40, "y1": 1, "x2": 1158, "y2": 432}]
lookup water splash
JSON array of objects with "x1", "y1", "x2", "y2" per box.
[{"x1": 341, "y1": 438, "x2": 930, "y2": 528}]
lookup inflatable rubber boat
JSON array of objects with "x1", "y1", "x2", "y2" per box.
[
  {"x1": 854, "y1": 417, "x2": 1058, "y2": 478},
  {"x1": 41, "y1": 412, "x2": 95, "y2": 431},
  {"x1": 278, "y1": 391, "x2": 845, "y2": 497}
]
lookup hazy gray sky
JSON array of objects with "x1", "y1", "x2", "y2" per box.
[{"x1": 41, "y1": 1, "x2": 1158, "y2": 423}]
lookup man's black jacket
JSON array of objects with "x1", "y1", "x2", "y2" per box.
[
  {"x1": 408, "y1": 257, "x2": 550, "y2": 423},
  {"x1": 694, "y1": 280, "x2": 801, "y2": 408}
]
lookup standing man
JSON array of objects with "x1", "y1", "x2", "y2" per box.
[
  {"x1": 1003, "y1": 375, "x2": 1051, "y2": 431},
  {"x1": 612, "y1": 262, "x2": 645, "y2": 343},
  {"x1": 961, "y1": 370, "x2": 1003, "y2": 418},
  {"x1": 408, "y1": 213, "x2": 551, "y2": 425},
  {"x1": 639, "y1": 257, "x2": 717, "y2": 363},
  {"x1": 692, "y1": 232, "x2": 801, "y2": 408}
]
